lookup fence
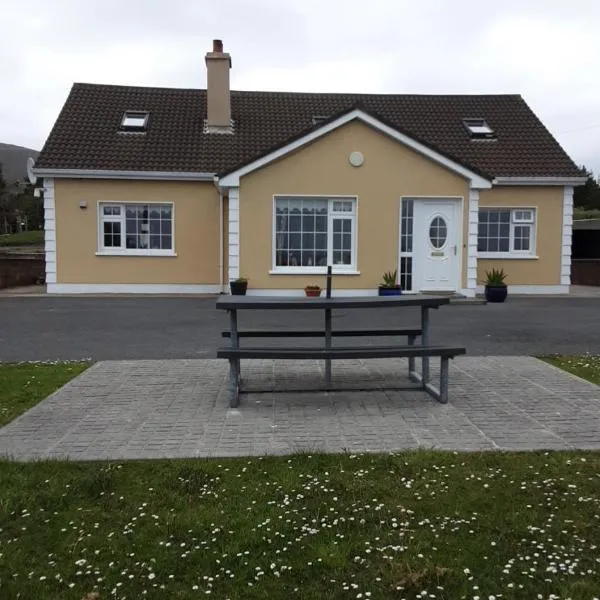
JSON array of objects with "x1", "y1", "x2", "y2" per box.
[{"x1": 571, "y1": 259, "x2": 600, "y2": 286}]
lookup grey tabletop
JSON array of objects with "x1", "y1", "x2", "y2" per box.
[{"x1": 216, "y1": 295, "x2": 450, "y2": 310}]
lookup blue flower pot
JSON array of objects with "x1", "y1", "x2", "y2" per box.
[
  {"x1": 484, "y1": 284, "x2": 507, "y2": 303},
  {"x1": 378, "y1": 286, "x2": 402, "y2": 296}
]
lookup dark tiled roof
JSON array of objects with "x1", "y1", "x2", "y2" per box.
[{"x1": 35, "y1": 83, "x2": 582, "y2": 179}]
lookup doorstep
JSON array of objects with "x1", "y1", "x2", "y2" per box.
[
  {"x1": 420, "y1": 291, "x2": 487, "y2": 305},
  {"x1": 450, "y1": 295, "x2": 487, "y2": 305}
]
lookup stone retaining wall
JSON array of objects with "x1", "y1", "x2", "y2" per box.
[{"x1": 0, "y1": 254, "x2": 45, "y2": 289}]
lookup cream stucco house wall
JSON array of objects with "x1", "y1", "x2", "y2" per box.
[{"x1": 33, "y1": 40, "x2": 585, "y2": 297}]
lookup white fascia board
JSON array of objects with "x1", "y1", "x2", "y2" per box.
[
  {"x1": 492, "y1": 176, "x2": 588, "y2": 186},
  {"x1": 33, "y1": 168, "x2": 215, "y2": 181},
  {"x1": 218, "y1": 109, "x2": 492, "y2": 189}
]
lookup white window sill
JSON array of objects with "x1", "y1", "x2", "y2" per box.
[
  {"x1": 269, "y1": 268, "x2": 360, "y2": 275},
  {"x1": 478, "y1": 253, "x2": 538, "y2": 260},
  {"x1": 96, "y1": 250, "x2": 177, "y2": 257}
]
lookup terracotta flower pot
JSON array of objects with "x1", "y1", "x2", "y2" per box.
[{"x1": 304, "y1": 288, "x2": 321, "y2": 297}]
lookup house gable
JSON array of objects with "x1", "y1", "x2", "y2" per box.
[{"x1": 218, "y1": 109, "x2": 492, "y2": 190}]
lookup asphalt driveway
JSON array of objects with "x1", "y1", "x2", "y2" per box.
[{"x1": 0, "y1": 296, "x2": 599, "y2": 361}]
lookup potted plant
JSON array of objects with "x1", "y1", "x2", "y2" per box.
[
  {"x1": 230, "y1": 277, "x2": 248, "y2": 296},
  {"x1": 304, "y1": 284, "x2": 321, "y2": 297},
  {"x1": 378, "y1": 269, "x2": 402, "y2": 296},
  {"x1": 484, "y1": 268, "x2": 507, "y2": 303}
]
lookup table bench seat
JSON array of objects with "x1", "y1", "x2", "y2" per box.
[
  {"x1": 217, "y1": 344, "x2": 463, "y2": 360},
  {"x1": 217, "y1": 344, "x2": 465, "y2": 406},
  {"x1": 222, "y1": 328, "x2": 422, "y2": 339}
]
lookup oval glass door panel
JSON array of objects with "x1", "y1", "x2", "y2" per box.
[{"x1": 429, "y1": 216, "x2": 447, "y2": 249}]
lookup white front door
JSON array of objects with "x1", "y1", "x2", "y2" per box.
[{"x1": 413, "y1": 199, "x2": 460, "y2": 292}]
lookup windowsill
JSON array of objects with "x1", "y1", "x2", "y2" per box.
[
  {"x1": 478, "y1": 253, "x2": 538, "y2": 260},
  {"x1": 96, "y1": 250, "x2": 177, "y2": 257},
  {"x1": 269, "y1": 268, "x2": 360, "y2": 275}
]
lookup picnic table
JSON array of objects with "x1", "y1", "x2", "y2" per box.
[{"x1": 216, "y1": 294, "x2": 465, "y2": 407}]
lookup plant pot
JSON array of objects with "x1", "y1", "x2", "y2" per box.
[
  {"x1": 304, "y1": 288, "x2": 321, "y2": 297},
  {"x1": 378, "y1": 286, "x2": 402, "y2": 296},
  {"x1": 484, "y1": 284, "x2": 507, "y2": 303},
  {"x1": 230, "y1": 280, "x2": 248, "y2": 296}
]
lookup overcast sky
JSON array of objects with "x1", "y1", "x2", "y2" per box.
[{"x1": 2, "y1": 0, "x2": 599, "y2": 174}]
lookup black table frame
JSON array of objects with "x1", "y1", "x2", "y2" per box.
[{"x1": 217, "y1": 295, "x2": 451, "y2": 404}]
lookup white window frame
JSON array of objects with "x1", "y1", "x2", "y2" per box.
[
  {"x1": 121, "y1": 111, "x2": 149, "y2": 131},
  {"x1": 97, "y1": 201, "x2": 176, "y2": 256},
  {"x1": 477, "y1": 206, "x2": 537, "y2": 259},
  {"x1": 270, "y1": 195, "x2": 359, "y2": 274},
  {"x1": 398, "y1": 197, "x2": 415, "y2": 292},
  {"x1": 463, "y1": 118, "x2": 494, "y2": 136}
]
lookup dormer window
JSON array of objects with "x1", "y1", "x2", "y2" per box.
[
  {"x1": 463, "y1": 118, "x2": 495, "y2": 139},
  {"x1": 311, "y1": 115, "x2": 329, "y2": 126},
  {"x1": 121, "y1": 111, "x2": 149, "y2": 131}
]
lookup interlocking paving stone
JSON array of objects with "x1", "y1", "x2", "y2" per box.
[{"x1": 0, "y1": 357, "x2": 599, "y2": 460}]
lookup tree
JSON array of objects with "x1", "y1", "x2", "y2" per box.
[
  {"x1": 16, "y1": 182, "x2": 43, "y2": 231},
  {"x1": 0, "y1": 163, "x2": 12, "y2": 234},
  {"x1": 0, "y1": 163, "x2": 43, "y2": 233},
  {"x1": 573, "y1": 166, "x2": 600, "y2": 210}
]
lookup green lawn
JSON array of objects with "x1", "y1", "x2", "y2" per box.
[
  {"x1": 1, "y1": 451, "x2": 599, "y2": 599},
  {"x1": 573, "y1": 208, "x2": 600, "y2": 220},
  {"x1": 543, "y1": 354, "x2": 600, "y2": 386},
  {"x1": 0, "y1": 362, "x2": 89, "y2": 426},
  {"x1": 0, "y1": 230, "x2": 44, "y2": 246},
  {"x1": 1, "y1": 360, "x2": 599, "y2": 598}
]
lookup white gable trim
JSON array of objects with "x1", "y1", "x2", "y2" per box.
[
  {"x1": 33, "y1": 168, "x2": 215, "y2": 181},
  {"x1": 43, "y1": 178, "x2": 56, "y2": 284},
  {"x1": 561, "y1": 186, "x2": 574, "y2": 287},
  {"x1": 493, "y1": 176, "x2": 587, "y2": 186},
  {"x1": 228, "y1": 188, "x2": 240, "y2": 281},
  {"x1": 218, "y1": 109, "x2": 492, "y2": 189},
  {"x1": 467, "y1": 189, "x2": 479, "y2": 291}
]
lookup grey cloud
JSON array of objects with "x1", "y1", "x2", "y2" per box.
[{"x1": 1, "y1": 0, "x2": 598, "y2": 173}]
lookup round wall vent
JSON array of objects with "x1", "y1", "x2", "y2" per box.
[{"x1": 348, "y1": 151, "x2": 364, "y2": 167}]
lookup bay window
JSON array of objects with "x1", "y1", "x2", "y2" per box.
[
  {"x1": 478, "y1": 208, "x2": 536, "y2": 257},
  {"x1": 273, "y1": 196, "x2": 357, "y2": 272},
  {"x1": 99, "y1": 203, "x2": 174, "y2": 255}
]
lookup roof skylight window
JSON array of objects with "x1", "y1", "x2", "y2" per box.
[
  {"x1": 463, "y1": 118, "x2": 495, "y2": 139},
  {"x1": 121, "y1": 111, "x2": 149, "y2": 131}
]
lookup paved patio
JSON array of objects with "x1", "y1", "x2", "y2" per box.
[{"x1": 1, "y1": 356, "x2": 599, "y2": 460}]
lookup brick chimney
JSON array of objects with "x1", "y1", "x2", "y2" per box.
[{"x1": 205, "y1": 39, "x2": 232, "y2": 133}]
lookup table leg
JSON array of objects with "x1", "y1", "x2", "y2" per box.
[
  {"x1": 325, "y1": 307, "x2": 332, "y2": 385},
  {"x1": 408, "y1": 333, "x2": 416, "y2": 380},
  {"x1": 229, "y1": 309, "x2": 240, "y2": 407},
  {"x1": 421, "y1": 306, "x2": 430, "y2": 387},
  {"x1": 439, "y1": 356, "x2": 449, "y2": 404}
]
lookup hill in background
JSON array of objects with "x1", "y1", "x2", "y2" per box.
[{"x1": 0, "y1": 143, "x2": 39, "y2": 184}]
